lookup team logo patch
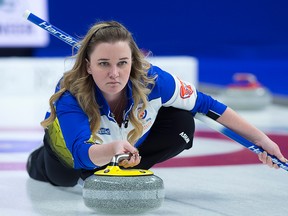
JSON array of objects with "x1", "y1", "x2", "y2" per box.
[
  {"x1": 138, "y1": 109, "x2": 147, "y2": 119},
  {"x1": 98, "y1": 128, "x2": 111, "y2": 135},
  {"x1": 178, "y1": 78, "x2": 193, "y2": 99}
]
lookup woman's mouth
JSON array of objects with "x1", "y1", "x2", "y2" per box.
[{"x1": 107, "y1": 81, "x2": 120, "y2": 86}]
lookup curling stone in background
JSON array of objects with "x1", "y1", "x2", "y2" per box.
[
  {"x1": 218, "y1": 73, "x2": 272, "y2": 110},
  {"x1": 83, "y1": 154, "x2": 165, "y2": 215}
]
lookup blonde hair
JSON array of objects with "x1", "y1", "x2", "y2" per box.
[{"x1": 41, "y1": 21, "x2": 156, "y2": 145}]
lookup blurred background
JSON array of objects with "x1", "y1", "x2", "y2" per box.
[{"x1": 0, "y1": 0, "x2": 288, "y2": 102}]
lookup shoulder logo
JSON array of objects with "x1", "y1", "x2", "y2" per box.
[{"x1": 178, "y1": 78, "x2": 193, "y2": 99}]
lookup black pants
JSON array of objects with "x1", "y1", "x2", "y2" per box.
[{"x1": 27, "y1": 107, "x2": 195, "y2": 187}]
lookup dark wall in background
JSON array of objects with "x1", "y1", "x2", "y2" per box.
[{"x1": 33, "y1": 0, "x2": 288, "y2": 95}]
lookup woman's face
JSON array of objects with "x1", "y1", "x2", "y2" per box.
[{"x1": 86, "y1": 41, "x2": 132, "y2": 101}]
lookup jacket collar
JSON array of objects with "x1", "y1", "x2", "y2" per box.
[{"x1": 94, "y1": 80, "x2": 134, "y2": 122}]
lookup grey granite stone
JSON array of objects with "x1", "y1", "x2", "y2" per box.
[{"x1": 83, "y1": 174, "x2": 165, "y2": 214}]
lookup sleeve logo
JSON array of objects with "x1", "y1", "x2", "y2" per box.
[{"x1": 178, "y1": 78, "x2": 193, "y2": 99}]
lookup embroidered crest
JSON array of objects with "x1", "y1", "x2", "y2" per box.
[{"x1": 178, "y1": 78, "x2": 193, "y2": 99}]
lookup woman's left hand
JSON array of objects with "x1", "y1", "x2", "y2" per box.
[{"x1": 257, "y1": 139, "x2": 287, "y2": 169}]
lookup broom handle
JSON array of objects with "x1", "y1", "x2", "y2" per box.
[{"x1": 195, "y1": 113, "x2": 288, "y2": 171}]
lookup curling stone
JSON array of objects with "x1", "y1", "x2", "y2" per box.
[
  {"x1": 82, "y1": 154, "x2": 165, "y2": 214},
  {"x1": 218, "y1": 73, "x2": 272, "y2": 110}
]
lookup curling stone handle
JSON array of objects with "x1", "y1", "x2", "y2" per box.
[{"x1": 110, "y1": 153, "x2": 132, "y2": 166}]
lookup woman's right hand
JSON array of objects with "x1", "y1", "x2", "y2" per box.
[
  {"x1": 88, "y1": 140, "x2": 141, "y2": 167},
  {"x1": 112, "y1": 140, "x2": 141, "y2": 168}
]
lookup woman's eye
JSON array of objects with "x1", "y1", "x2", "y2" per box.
[
  {"x1": 99, "y1": 62, "x2": 109, "y2": 66},
  {"x1": 118, "y1": 61, "x2": 127, "y2": 66}
]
